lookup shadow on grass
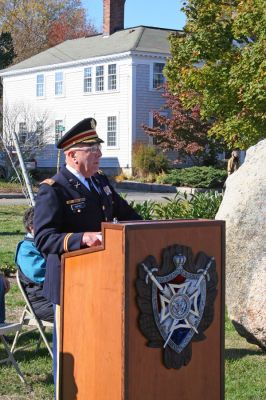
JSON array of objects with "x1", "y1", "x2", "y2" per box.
[
  {"x1": 0, "y1": 326, "x2": 53, "y2": 399},
  {"x1": 0, "y1": 232, "x2": 24, "y2": 236},
  {"x1": 225, "y1": 347, "x2": 265, "y2": 360},
  {"x1": 15, "y1": 346, "x2": 52, "y2": 361},
  {"x1": 1, "y1": 330, "x2": 52, "y2": 361}
]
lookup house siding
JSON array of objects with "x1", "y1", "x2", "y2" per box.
[
  {"x1": 133, "y1": 61, "x2": 182, "y2": 166},
  {"x1": 0, "y1": 26, "x2": 181, "y2": 172},
  {"x1": 2, "y1": 57, "x2": 134, "y2": 171},
  {"x1": 135, "y1": 62, "x2": 166, "y2": 143}
]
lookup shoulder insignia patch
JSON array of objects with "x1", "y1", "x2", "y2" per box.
[{"x1": 40, "y1": 178, "x2": 55, "y2": 186}]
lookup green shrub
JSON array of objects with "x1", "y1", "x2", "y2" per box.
[
  {"x1": 187, "y1": 191, "x2": 223, "y2": 219},
  {"x1": 157, "y1": 166, "x2": 227, "y2": 188},
  {"x1": 153, "y1": 194, "x2": 189, "y2": 219},
  {"x1": 132, "y1": 143, "x2": 168, "y2": 177},
  {"x1": 156, "y1": 171, "x2": 181, "y2": 186},
  {"x1": 130, "y1": 190, "x2": 223, "y2": 220},
  {"x1": 128, "y1": 199, "x2": 156, "y2": 220},
  {"x1": 9, "y1": 169, "x2": 39, "y2": 186}
]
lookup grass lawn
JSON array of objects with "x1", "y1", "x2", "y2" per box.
[
  {"x1": 0, "y1": 205, "x2": 27, "y2": 275},
  {"x1": 0, "y1": 205, "x2": 265, "y2": 399},
  {"x1": 225, "y1": 316, "x2": 266, "y2": 400},
  {"x1": 0, "y1": 179, "x2": 25, "y2": 194},
  {"x1": 0, "y1": 178, "x2": 40, "y2": 194},
  {"x1": 0, "y1": 205, "x2": 53, "y2": 399}
]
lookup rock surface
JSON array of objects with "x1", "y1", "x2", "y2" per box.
[{"x1": 216, "y1": 140, "x2": 266, "y2": 349}]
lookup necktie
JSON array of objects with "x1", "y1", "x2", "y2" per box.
[{"x1": 87, "y1": 177, "x2": 99, "y2": 195}]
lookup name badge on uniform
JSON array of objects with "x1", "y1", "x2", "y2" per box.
[
  {"x1": 66, "y1": 198, "x2": 86, "y2": 213},
  {"x1": 70, "y1": 203, "x2": 86, "y2": 212},
  {"x1": 103, "y1": 185, "x2": 112, "y2": 196}
]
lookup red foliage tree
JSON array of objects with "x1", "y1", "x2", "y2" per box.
[
  {"x1": 48, "y1": 9, "x2": 97, "y2": 47},
  {"x1": 142, "y1": 85, "x2": 217, "y2": 164}
]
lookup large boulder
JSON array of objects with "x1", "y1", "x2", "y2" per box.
[{"x1": 216, "y1": 140, "x2": 266, "y2": 350}]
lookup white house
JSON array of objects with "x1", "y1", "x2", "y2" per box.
[{"x1": 0, "y1": 0, "x2": 181, "y2": 174}]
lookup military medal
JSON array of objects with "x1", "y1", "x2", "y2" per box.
[{"x1": 103, "y1": 185, "x2": 112, "y2": 195}]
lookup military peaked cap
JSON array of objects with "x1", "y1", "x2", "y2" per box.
[{"x1": 56, "y1": 118, "x2": 104, "y2": 150}]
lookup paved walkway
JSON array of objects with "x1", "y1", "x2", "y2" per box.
[
  {"x1": 0, "y1": 180, "x2": 215, "y2": 205},
  {"x1": 0, "y1": 190, "x2": 179, "y2": 205}
]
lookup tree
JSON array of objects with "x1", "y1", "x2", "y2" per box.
[
  {"x1": 0, "y1": 0, "x2": 97, "y2": 63},
  {"x1": 47, "y1": 8, "x2": 97, "y2": 47},
  {"x1": 0, "y1": 102, "x2": 53, "y2": 178},
  {"x1": 0, "y1": 31, "x2": 15, "y2": 69},
  {"x1": 142, "y1": 85, "x2": 221, "y2": 165},
  {"x1": 0, "y1": 31, "x2": 15, "y2": 103},
  {"x1": 165, "y1": 0, "x2": 266, "y2": 149}
]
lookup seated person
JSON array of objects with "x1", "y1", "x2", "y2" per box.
[
  {"x1": 0, "y1": 273, "x2": 10, "y2": 323},
  {"x1": 15, "y1": 207, "x2": 54, "y2": 322}
]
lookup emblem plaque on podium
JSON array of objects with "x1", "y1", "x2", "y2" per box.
[{"x1": 136, "y1": 244, "x2": 218, "y2": 369}]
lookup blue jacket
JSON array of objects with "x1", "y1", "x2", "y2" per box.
[
  {"x1": 15, "y1": 236, "x2": 53, "y2": 322},
  {"x1": 15, "y1": 236, "x2": 46, "y2": 283},
  {"x1": 34, "y1": 167, "x2": 141, "y2": 304}
]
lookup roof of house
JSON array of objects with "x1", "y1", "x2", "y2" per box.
[{"x1": 1, "y1": 26, "x2": 182, "y2": 74}]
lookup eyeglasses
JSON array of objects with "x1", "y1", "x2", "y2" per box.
[{"x1": 72, "y1": 144, "x2": 102, "y2": 154}]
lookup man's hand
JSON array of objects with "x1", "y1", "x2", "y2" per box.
[{"x1": 81, "y1": 232, "x2": 102, "y2": 247}]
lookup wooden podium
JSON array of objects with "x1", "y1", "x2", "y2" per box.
[{"x1": 59, "y1": 219, "x2": 225, "y2": 400}]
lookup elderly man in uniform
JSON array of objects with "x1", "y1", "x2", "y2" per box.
[{"x1": 33, "y1": 117, "x2": 141, "y2": 394}]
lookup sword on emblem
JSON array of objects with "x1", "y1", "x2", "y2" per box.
[
  {"x1": 141, "y1": 254, "x2": 187, "y2": 298},
  {"x1": 141, "y1": 263, "x2": 172, "y2": 298},
  {"x1": 195, "y1": 257, "x2": 214, "y2": 286}
]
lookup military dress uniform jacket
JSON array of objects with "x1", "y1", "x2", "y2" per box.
[{"x1": 34, "y1": 166, "x2": 141, "y2": 305}]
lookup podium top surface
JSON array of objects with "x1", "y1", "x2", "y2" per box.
[
  {"x1": 102, "y1": 218, "x2": 224, "y2": 230},
  {"x1": 62, "y1": 219, "x2": 225, "y2": 260}
]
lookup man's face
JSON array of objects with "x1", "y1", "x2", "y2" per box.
[{"x1": 68, "y1": 143, "x2": 102, "y2": 177}]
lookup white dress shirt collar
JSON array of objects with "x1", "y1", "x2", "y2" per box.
[{"x1": 66, "y1": 164, "x2": 90, "y2": 190}]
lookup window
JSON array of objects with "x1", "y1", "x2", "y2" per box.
[
  {"x1": 108, "y1": 64, "x2": 117, "y2": 90},
  {"x1": 36, "y1": 74, "x2": 44, "y2": 97},
  {"x1": 55, "y1": 120, "x2": 64, "y2": 144},
  {"x1": 84, "y1": 67, "x2": 92, "y2": 93},
  {"x1": 95, "y1": 65, "x2": 104, "y2": 91},
  {"x1": 55, "y1": 72, "x2": 63, "y2": 95},
  {"x1": 153, "y1": 63, "x2": 165, "y2": 89},
  {"x1": 149, "y1": 111, "x2": 167, "y2": 145},
  {"x1": 18, "y1": 122, "x2": 27, "y2": 144},
  {"x1": 107, "y1": 116, "x2": 117, "y2": 147}
]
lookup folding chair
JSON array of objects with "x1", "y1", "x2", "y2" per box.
[
  {"x1": 0, "y1": 322, "x2": 26, "y2": 383},
  {"x1": 11, "y1": 271, "x2": 53, "y2": 359}
]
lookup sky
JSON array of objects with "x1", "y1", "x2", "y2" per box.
[{"x1": 82, "y1": 0, "x2": 186, "y2": 32}]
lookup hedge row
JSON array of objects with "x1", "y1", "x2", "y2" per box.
[{"x1": 156, "y1": 166, "x2": 227, "y2": 188}]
